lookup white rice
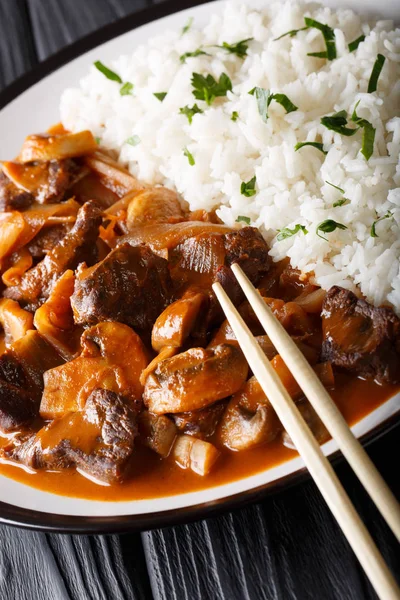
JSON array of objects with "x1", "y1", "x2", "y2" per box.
[{"x1": 60, "y1": 0, "x2": 400, "y2": 313}]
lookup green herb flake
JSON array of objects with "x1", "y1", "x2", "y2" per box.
[
  {"x1": 332, "y1": 198, "x2": 350, "y2": 208},
  {"x1": 240, "y1": 176, "x2": 257, "y2": 197},
  {"x1": 326, "y1": 181, "x2": 345, "y2": 193},
  {"x1": 321, "y1": 110, "x2": 359, "y2": 136},
  {"x1": 316, "y1": 219, "x2": 347, "y2": 240},
  {"x1": 181, "y1": 17, "x2": 193, "y2": 36},
  {"x1": 367, "y1": 54, "x2": 386, "y2": 93},
  {"x1": 277, "y1": 224, "x2": 308, "y2": 241},
  {"x1": 120, "y1": 82, "x2": 134, "y2": 96},
  {"x1": 217, "y1": 38, "x2": 253, "y2": 59},
  {"x1": 95, "y1": 137, "x2": 101, "y2": 145},
  {"x1": 191, "y1": 72, "x2": 232, "y2": 106},
  {"x1": 249, "y1": 88, "x2": 297, "y2": 122},
  {"x1": 370, "y1": 210, "x2": 393, "y2": 238},
  {"x1": 348, "y1": 35, "x2": 365, "y2": 52},
  {"x1": 274, "y1": 26, "x2": 309, "y2": 41},
  {"x1": 270, "y1": 93, "x2": 298, "y2": 114},
  {"x1": 179, "y1": 104, "x2": 204, "y2": 124},
  {"x1": 295, "y1": 141, "x2": 327, "y2": 154},
  {"x1": 304, "y1": 17, "x2": 337, "y2": 61},
  {"x1": 94, "y1": 61, "x2": 122, "y2": 83},
  {"x1": 236, "y1": 215, "x2": 251, "y2": 225},
  {"x1": 351, "y1": 101, "x2": 375, "y2": 160},
  {"x1": 180, "y1": 49, "x2": 209, "y2": 63},
  {"x1": 183, "y1": 147, "x2": 195, "y2": 166},
  {"x1": 249, "y1": 87, "x2": 270, "y2": 123},
  {"x1": 153, "y1": 92, "x2": 167, "y2": 102},
  {"x1": 126, "y1": 135, "x2": 141, "y2": 146},
  {"x1": 231, "y1": 111, "x2": 239, "y2": 122}
]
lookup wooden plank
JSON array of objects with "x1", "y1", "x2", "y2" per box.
[
  {"x1": 143, "y1": 428, "x2": 400, "y2": 600},
  {"x1": 0, "y1": 526, "x2": 152, "y2": 600},
  {"x1": 0, "y1": 0, "x2": 37, "y2": 89},
  {"x1": 27, "y1": 0, "x2": 151, "y2": 60}
]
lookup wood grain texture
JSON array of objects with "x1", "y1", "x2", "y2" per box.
[
  {"x1": 0, "y1": 526, "x2": 152, "y2": 600},
  {"x1": 27, "y1": 0, "x2": 151, "y2": 59},
  {"x1": 0, "y1": 0, "x2": 37, "y2": 88},
  {"x1": 0, "y1": 1, "x2": 399, "y2": 599},
  {"x1": 144, "y1": 430, "x2": 400, "y2": 600}
]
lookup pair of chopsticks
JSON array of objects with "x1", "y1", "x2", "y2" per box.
[{"x1": 212, "y1": 264, "x2": 400, "y2": 600}]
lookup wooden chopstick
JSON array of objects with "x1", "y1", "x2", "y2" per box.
[
  {"x1": 212, "y1": 280, "x2": 400, "y2": 600},
  {"x1": 231, "y1": 263, "x2": 400, "y2": 543}
]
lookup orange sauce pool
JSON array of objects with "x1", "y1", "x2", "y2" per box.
[{"x1": 0, "y1": 375, "x2": 398, "y2": 501}]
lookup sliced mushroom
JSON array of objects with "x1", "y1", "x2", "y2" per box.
[
  {"x1": 173, "y1": 402, "x2": 226, "y2": 439},
  {"x1": 143, "y1": 343, "x2": 248, "y2": 414},
  {"x1": 40, "y1": 321, "x2": 149, "y2": 419},
  {"x1": 173, "y1": 434, "x2": 220, "y2": 476},
  {"x1": 127, "y1": 187, "x2": 184, "y2": 229},
  {"x1": 282, "y1": 399, "x2": 330, "y2": 449},
  {"x1": 138, "y1": 412, "x2": 177, "y2": 457},
  {"x1": 19, "y1": 131, "x2": 97, "y2": 163},
  {"x1": 151, "y1": 290, "x2": 207, "y2": 353},
  {"x1": 219, "y1": 377, "x2": 281, "y2": 451}
]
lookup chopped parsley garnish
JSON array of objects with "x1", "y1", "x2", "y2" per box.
[
  {"x1": 274, "y1": 18, "x2": 336, "y2": 60},
  {"x1": 304, "y1": 17, "x2": 337, "y2": 60},
  {"x1": 326, "y1": 181, "x2": 350, "y2": 207},
  {"x1": 191, "y1": 72, "x2": 232, "y2": 105},
  {"x1": 367, "y1": 54, "x2": 386, "y2": 93},
  {"x1": 295, "y1": 141, "x2": 327, "y2": 154},
  {"x1": 95, "y1": 137, "x2": 101, "y2": 145},
  {"x1": 179, "y1": 104, "x2": 204, "y2": 124},
  {"x1": 321, "y1": 110, "x2": 359, "y2": 136},
  {"x1": 333, "y1": 198, "x2": 350, "y2": 208},
  {"x1": 316, "y1": 219, "x2": 347, "y2": 240},
  {"x1": 348, "y1": 35, "x2": 365, "y2": 52},
  {"x1": 326, "y1": 181, "x2": 345, "y2": 193},
  {"x1": 216, "y1": 38, "x2": 253, "y2": 58},
  {"x1": 249, "y1": 87, "x2": 297, "y2": 122},
  {"x1": 94, "y1": 61, "x2": 122, "y2": 83},
  {"x1": 277, "y1": 224, "x2": 308, "y2": 241},
  {"x1": 236, "y1": 215, "x2": 251, "y2": 225},
  {"x1": 249, "y1": 87, "x2": 270, "y2": 123},
  {"x1": 231, "y1": 111, "x2": 239, "y2": 122},
  {"x1": 153, "y1": 92, "x2": 167, "y2": 102},
  {"x1": 180, "y1": 49, "x2": 209, "y2": 63},
  {"x1": 351, "y1": 101, "x2": 375, "y2": 160},
  {"x1": 120, "y1": 82, "x2": 134, "y2": 96},
  {"x1": 370, "y1": 211, "x2": 393, "y2": 237},
  {"x1": 270, "y1": 93, "x2": 298, "y2": 114},
  {"x1": 126, "y1": 135, "x2": 141, "y2": 146},
  {"x1": 181, "y1": 17, "x2": 193, "y2": 36},
  {"x1": 183, "y1": 147, "x2": 195, "y2": 166},
  {"x1": 274, "y1": 26, "x2": 309, "y2": 41},
  {"x1": 240, "y1": 176, "x2": 257, "y2": 197}
]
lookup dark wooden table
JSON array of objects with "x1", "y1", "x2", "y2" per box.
[{"x1": 0, "y1": 1, "x2": 399, "y2": 598}]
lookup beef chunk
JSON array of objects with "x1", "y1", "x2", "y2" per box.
[
  {"x1": 173, "y1": 402, "x2": 226, "y2": 439},
  {"x1": 0, "y1": 380, "x2": 36, "y2": 432},
  {"x1": 27, "y1": 224, "x2": 71, "y2": 259},
  {"x1": 0, "y1": 171, "x2": 33, "y2": 211},
  {"x1": 223, "y1": 227, "x2": 271, "y2": 278},
  {"x1": 321, "y1": 286, "x2": 400, "y2": 384},
  {"x1": 35, "y1": 159, "x2": 79, "y2": 204},
  {"x1": 0, "y1": 330, "x2": 64, "y2": 432},
  {"x1": 2, "y1": 388, "x2": 138, "y2": 484},
  {"x1": 4, "y1": 201, "x2": 102, "y2": 309},
  {"x1": 71, "y1": 243, "x2": 172, "y2": 331}
]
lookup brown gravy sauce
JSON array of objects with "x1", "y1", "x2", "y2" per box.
[{"x1": 0, "y1": 375, "x2": 397, "y2": 501}]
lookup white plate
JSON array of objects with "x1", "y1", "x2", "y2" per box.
[{"x1": 0, "y1": 0, "x2": 399, "y2": 532}]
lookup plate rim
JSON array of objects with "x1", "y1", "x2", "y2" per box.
[{"x1": 0, "y1": 0, "x2": 399, "y2": 534}]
